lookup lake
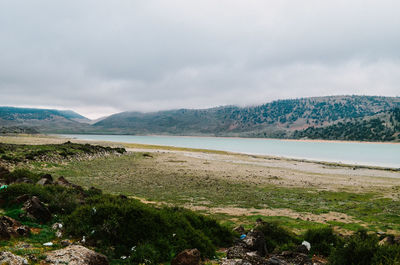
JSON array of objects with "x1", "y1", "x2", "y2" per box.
[{"x1": 62, "y1": 134, "x2": 400, "y2": 168}]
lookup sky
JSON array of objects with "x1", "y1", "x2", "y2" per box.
[{"x1": 1, "y1": 0, "x2": 399, "y2": 119}]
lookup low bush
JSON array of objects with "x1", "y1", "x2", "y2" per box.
[
  {"x1": 64, "y1": 195, "x2": 233, "y2": 263},
  {"x1": 329, "y1": 230, "x2": 400, "y2": 265},
  {"x1": 256, "y1": 222, "x2": 300, "y2": 253},
  {"x1": 303, "y1": 227, "x2": 341, "y2": 256}
]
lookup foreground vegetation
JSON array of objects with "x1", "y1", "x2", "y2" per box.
[{"x1": 1, "y1": 140, "x2": 400, "y2": 264}]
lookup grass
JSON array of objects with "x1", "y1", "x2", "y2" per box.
[{"x1": 41, "y1": 152, "x2": 400, "y2": 234}]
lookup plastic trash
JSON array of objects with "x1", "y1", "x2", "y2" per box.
[
  {"x1": 0, "y1": 185, "x2": 7, "y2": 190},
  {"x1": 43, "y1": 242, "x2": 53, "y2": 246},
  {"x1": 302, "y1": 241, "x2": 311, "y2": 251},
  {"x1": 240, "y1": 234, "x2": 247, "y2": 240}
]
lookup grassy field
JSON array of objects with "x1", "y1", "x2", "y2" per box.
[
  {"x1": 2, "y1": 135, "x2": 400, "y2": 236},
  {"x1": 37, "y1": 150, "x2": 400, "y2": 234}
]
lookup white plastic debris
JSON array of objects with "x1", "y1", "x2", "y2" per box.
[
  {"x1": 131, "y1": 246, "x2": 136, "y2": 251},
  {"x1": 121, "y1": 256, "x2": 127, "y2": 260},
  {"x1": 43, "y1": 242, "x2": 53, "y2": 246},
  {"x1": 302, "y1": 240, "x2": 311, "y2": 251},
  {"x1": 81, "y1": 236, "x2": 86, "y2": 243},
  {"x1": 52, "y1": 223, "x2": 63, "y2": 230}
]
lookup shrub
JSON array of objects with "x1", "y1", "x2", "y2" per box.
[
  {"x1": 255, "y1": 222, "x2": 300, "y2": 253},
  {"x1": 64, "y1": 195, "x2": 233, "y2": 263},
  {"x1": 329, "y1": 230, "x2": 378, "y2": 265},
  {"x1": 303, "y1": 227, "x2": 341, "y2": 256},
  {"x1": 8, "y1": 168, "x2": 42, "y2": 183},
  {"x1": 0, "y1": 183, "x2": 83, "y2": 216}
]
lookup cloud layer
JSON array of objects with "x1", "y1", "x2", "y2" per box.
[{"x1": 1, "y1": 0, "x2": 399, "y2": 118}]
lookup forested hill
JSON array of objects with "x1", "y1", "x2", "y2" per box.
[
  {"x1": 2, "y1": 96, "x2": 400, "y2": 141},
  {"x1": 94, "y1": 95, "x2": 400, "y2": 141},
  {"x1": 0, "y1": 107, "x2": 92, "y2": 133}
]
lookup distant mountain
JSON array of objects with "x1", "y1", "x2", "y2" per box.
[
  {"x1": 2, "y1": 96, "x2": 400, "y2": 141},
  {"x1": 0, "y1": 107, "x2": 91, "y2": 133},
  {"x1": 94, "y1": 95, "x2": 400, "y2": 141}
]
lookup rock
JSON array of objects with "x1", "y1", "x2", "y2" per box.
[
  {"x1": 273, "y1": 251, "x2": 312, "y2": 265},
  {"x1": 227, "y1": 245, "x2": 247, "y2": 259},
  {"x1": 0, "y1": 220, "x2": 11, "y2": 240},
  {"x1": 14, "y1": 178, "x2": 33, "y2": 184},
  {"x1": 393, "y1": 236, "x2": 400, "y2": 244},
  {"x1": 1, "y1": 216, "x2": 21, "y2": 227},
  {"x1": 13, "y1": 194, "x2": 30, "y2": 205},
  {"x1": 243, "y1": 252, "x2": 268, "y2": 265},
  {"x1": 61, "y1": 239, "x2": 73, "y2": 247},
  {"x1": 22, "y1": 196, "x2": 52, "y2": 223},
  {"x1": 233, "y1": 225, "x2": 245, "y2": 234},
  {"x1": 221, "y1": 259, "x2": 252, "y2": 265},
  {"x1": 0, "y1": 251, "x2": 28, "y2": 265},
  {"x1": 266, "y1": 257, "x2": 288, "y2": 265},
  {"x1": 16, "y1": 225, "x2": 30, "y2": 237},
  {"x1": 36, "y1": 177, "x2": 52, "y2": 185},
  {"x1": 171, "y1": 249, "x2": 201, "y2": 265},
  {"x1": 41, "y1": 174, "x2": 53, "y2": 181},
  {"x1": 0, "y1": 166, "x2": 10, "y2": 180},
  {"x1": 56, "y1": 176, "x2": 84, "y2": 191},
  {"x1": 45, "y1": 245, "x2": 109, "y2": 265},
  {"x1": 55, "y1": 176, "x2": 71, "y2": 186},
  {"x1": 379, "y1": 236, "x2": 394, "y2": 246},
  {"x1": 0, "y1": 216, "x2": 23, "y2": 239},
  {"x1": 243, "y1": 230, "x2": 267, "y2": 256}
]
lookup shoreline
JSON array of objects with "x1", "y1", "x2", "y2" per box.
[
  {"x1": 58, "y1": 134, "x2": 400, "y2": 169},
  {"x1": 58, "y1": 133, "x2": 400, "y2": 145},
  {"x1": 2, "y1": 134, "x2": 399, "y2": 170}
]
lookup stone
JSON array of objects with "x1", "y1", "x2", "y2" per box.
[
  {"x1": 14, "y1": 178, "x2": 33, "y2": 184},
  {"x1": 171, "y1": 249, "x2": 201, "y2": 265},
  {"x1": 266, "y1": 257, "x2": 288, "y2": 265},
  {"x1": 0, "y1": 216, "x2": 23, "y2": 239},
  {"x1": 61, "y1": 239, "x2": 73, "y2": 247},
  {"x1": 243, "y1": 230, "x2": 267, "y2": 256},
  {"x1": 41, "y1": 174, "x2": 53, "y2": 181},
  {"x1": 45, "y1": 245, "x2": 109, "y2": 265},
  {"x1": 36, "y1": 177, "x2": 52, "y2": 185},
  {"x1": 233, "y1": 225, "x2": 245, "y2": 234},
  {"x1": 221, "y1": 259, "x2": 252, "y2": 265},
  {"x1": 13, "y1": 194, "x2": 30, "y2": 205},
  {"x1": 379, "y1": 236, "x2": 394, "y2": 246},
  {"x1": 16, "y1": 225, "x2": 31, "y2": 237},
  {"x1": 22, "y1": 196, "x2": 52, "y2": 223},
  {"x1": 227, "y1": 245, "x2": 247, "y2": 259},
  {"x1": 0, "y1": 251, "x2": 28, "y2": 265},
  {"x1": 243, "y1": 251, "x2": 268, "y2": 265},
  {"x1": 0, "y1": 166, "x2": 10, "y2": 180}
]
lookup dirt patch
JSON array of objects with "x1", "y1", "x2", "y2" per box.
[{"x1": 186, "y1": 205, "x2": 358, "y2": 224}]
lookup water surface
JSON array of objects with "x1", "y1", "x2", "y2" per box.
[{"x1": 62, "y1": 134, "x2": 400, "y2": 168}]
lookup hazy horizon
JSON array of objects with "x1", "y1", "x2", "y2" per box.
[{"x1": 1, "y1": 1, "x2": 400, "y2": 119}]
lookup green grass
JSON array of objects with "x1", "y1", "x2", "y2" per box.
[{"x1": 40, "y1": 152, "x2": 400, "y2": 234}]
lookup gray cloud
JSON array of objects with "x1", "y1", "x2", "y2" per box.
[{"x1": 0, "y1": 0, "x2": 399, "y2": 118}]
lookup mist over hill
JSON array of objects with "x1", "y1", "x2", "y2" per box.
[
  {"x1": 93, "y1": 95, "x2": 400, "y2": 141},
  {"x1": 1, "y1": 95, "x2": 400, "y2": 141},
  {"x1": 0, "y1": 107, "x2": 92, "y2": 133}
]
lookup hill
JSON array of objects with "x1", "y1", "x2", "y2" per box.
[
  {"x1": 94, "y1": 95, "x2": 400, "y2": 141},
  {"x1": 0, "y1": 106, "x2": 92, "y2": 133}
]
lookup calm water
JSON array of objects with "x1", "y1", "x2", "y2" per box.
[{"x1": 62, "y1": 134, "x2": 400, "y2": 168}]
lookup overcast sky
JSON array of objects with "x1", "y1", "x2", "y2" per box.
[{"x1": 1, "y1": 0, "x2": 399, "y2": 119}]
